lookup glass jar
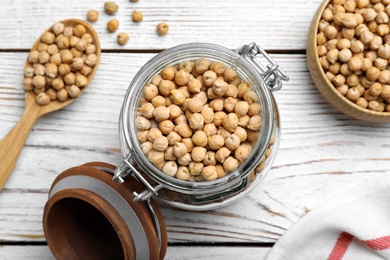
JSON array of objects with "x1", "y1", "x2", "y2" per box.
[
  {"x1": 116, "y1": 42, "x2": 289, "y2": 211},
  {"x1": 43, "y1": 42, "x2": 288, "y2": 259}
]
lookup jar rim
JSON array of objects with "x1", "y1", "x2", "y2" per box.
[{"x1": 120, "y1": 42, "x2": 275, "y2": 193}]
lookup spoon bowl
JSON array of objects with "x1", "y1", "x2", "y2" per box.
[{"x1": 0, "y1": 18, "x2": 101, "y2": 190}]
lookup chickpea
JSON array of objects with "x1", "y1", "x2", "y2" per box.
[
  {"x1": 243, "y1": 90, "x2": 258, "y2": 104},
  {"x1": 32, "y1": 75, "x2": 46, "y2": 88},
  {"x1": 67, "y1": 85, "x2": 81, "y2": 98},
  {"x1": 147, "y1": 128, "x2": 162, "y2": 143},
  {"x1": 216, "y1": 165, "x2": 226, "y2": 178},
  {"x1": 170, "y1": 89, "x2": 186, "y2": 105},
  {"x1": 223, "y1": 67, "x2": 237, "y2": 82},
  {"x1": 63, "y1": 26, "x2": 73, "y2": 37},
  {"x1": 104, "y1": 2, "x2": 119, "y2": 15},
  {"x1": 153, "y1": 136, "x2": 169, "y2": 151},
  {"x1": 213, "y1": 111, "x2": 226, "y2": 126},
  {"x1": 225, "y1": 134, "x2": 241, "y2": 151},
  {"x1": 235, "y1": 101, "x2": 249, "y2": 116},
  {"x1": 189, "y1": 162, "x2": 204, "y2": 176},
  {"x1": 182, "y1": 138, "x2": 194, "y2": 153},
  {"x1": 225, "y1": 84, "x2": 238, "y2": 98},
  {"x1": 234, "y1": 144, "x2": 252, "y2": 163},
  {"x1": 223, "y1": 97, "x2": 237, "y2": 113},
  {"x1": 161, "y1": 66, "x2": 176, "y2": 81},
  {"x1": 157, "y1": 23, "x2": 169, "y2": 36},
  {"x1": 157, "y1": 120, "x2": 174, "y2": 136},
  {"x1": 193, "y1": 91, "x2": 207, "y2": 106},
  {"x1": 75, "y1": 74, "x2": 87, "y2": 87},
  {"x1": 158, "y1": 80, "x2": 175, "y2": 96},
  {"x1": 85, "y1": 44, "x2": 96, "y2": 55},
  {"x1": 368, "y1": 82, "x2": 383, "y2": 96},
  {"x1": 218, "y1": 126, "x2": 231, "y2": 139},
  {"x1": 223, "y1": 157, "x2": 239, "y2": 173},
  {"x1": 141, "y1": 141, "x2": 153, "y2": 155},
  {"x1": 164, "y1": 146, "x2": 177, "y2": 161},
  {"x1": 152, "y1": 106, "x2": 170, "y2": 121},
  {"x1": 178, "y1": 153, "x2": 192, "y2": 166},
  {"x1": 140, "y1": 103, "x2": 155, "y2": 119},
  {"x1": 212, "y1": 78, "x2": 228, "y2": 97},
  {"x1": 148, "y1": 150, "x2": 165, "y2": 168},
  {"x1": 247, "y1": 130, "x2": 259, "y2": 143},
  {"x1": 366, "y1": 66, "x2": 380, "y2": 80},
  {"x1": 167, "y1": 131, "x2": 182, "y2": 146},
  {"x1": 203, "y1": 123, "x2": 217, "y2": 136},
  {"x1": 209, "y1": 99, "x2": 224, "y2": 111},
  {"x1": 87, "y1": 10, "x2": 99, "y2": 22},
  {"x1": 346, "y1": 87, "x2": 360, "y2": 102},
  {"x1": 174, "y1": 114, "x2": 188, "y2": 125},
  {"x1": 23, "y1": 78, "x2": 33, "y2": 91},
  {"x1": 173, "y1": 142, "x2": 187, "y2": 158},
  {"x1": 187, "y1": 98, "x2": 204, "y2": 113},
  {"x1": 187, "y1": 78, "x2": 202, "y2": 93},
  {"x1": 107, "y1": 19, "x2": 119, "y2": 33},
  {"x1": 178, "y1": 61, "x2": 194, "y2": 73},
  {"x1": 191, "y1": 147, "x2": 207, "y2": 162},
  {"x1": 203, "y1": 70, "x2": 218, "y2": 86},
  {"x1": 201, "y1": 107, "x2": 214, "y2": 124},
  {"x1": 136, "y1": 116, "x2": 151, "y2": 131},
  {"x1": 175, "y1": 124, "x2": 192, "y2": 138},
  {"x1": 57, "y1": 88, "x2": 69, "y2": 102},
  {"x1": 234, "y1": 126, "x2": 247, "y2": 142},
  {"x1": 36, "y1": 92, "x2": 50, "y2": 105},
  {"x1": 208, "y1": 135, "x2": 225, "y2": 150},
  {"x1": 132, "y1": 10, "x2": 143, "y2": 22},
  {"x1": 175, "y1": 69, "x2": 190, "y2": 86},
  {"x1": 176, "y1": 166, "x2": 191, "y2": 180},
  {"x1": 195, "y1": 58, "x2": 210, "y2": 74},
  {"x1": 223, "y1": 113, "x2": 239, "y2": 132},
  {"x1": 201, "y1": 166, "x2": 218, "y2": 181}
]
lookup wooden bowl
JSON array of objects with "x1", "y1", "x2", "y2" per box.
[{"x1": 307, "y1": 0, "x2": 390, "y2": 123}]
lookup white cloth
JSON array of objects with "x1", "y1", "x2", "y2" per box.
[{"x1": 266, "y1": 175, "x2": 390, "y2": 260}]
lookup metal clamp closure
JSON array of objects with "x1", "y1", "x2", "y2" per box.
[
  {"x1": 236, "y1": 42, "x2": 289, "y2": 92},
  {"x1": 113, "y1": 153, "x2": 163, "y2": 202}
]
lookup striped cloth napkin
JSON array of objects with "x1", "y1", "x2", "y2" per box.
[{"x1": 266, "y1": 175, "x2": 390, "y2": 260}]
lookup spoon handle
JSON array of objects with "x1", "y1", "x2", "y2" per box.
[{"x1": 0, "y1": 98, "x2": 41, "y2": 191}]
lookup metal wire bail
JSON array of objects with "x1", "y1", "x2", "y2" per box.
[{"x1": 236, "y1": 42, "x2": 289, "y2": 92}]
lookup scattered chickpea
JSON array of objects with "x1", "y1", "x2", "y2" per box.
[
  {"x1": 132, "y1": 10, "x2": 143, "y2": 22},
  {"x1": 117, "y1": 32, "x2": 129, "y2": 45},
  {"x1": 87, "y1": 10, "x2": 99, "y2": 22},
  {"x1": 107, "y1": 19, "x2": 119, "y2": 33},
  {"x1": 104, "y1": 1, "x2": 119, "y2": 15},
  {"x1": 157, "y1": 23, "x2": 169, "y2": 36}
]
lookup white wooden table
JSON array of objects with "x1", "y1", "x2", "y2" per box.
[{"x1": 1, "y1": 0, "x2": 390, "y2": 259}]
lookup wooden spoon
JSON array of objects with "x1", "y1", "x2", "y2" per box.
[{"x1": 0, "y1": 19, "x2": 101, "y2": 190}]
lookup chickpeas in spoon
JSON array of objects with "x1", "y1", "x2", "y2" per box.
[{"x1": 0, "y1": 19, "x2": 101, "y2": 190}]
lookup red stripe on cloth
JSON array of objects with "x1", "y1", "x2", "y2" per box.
[
  {"x1": 364, "y1": 236, "x2": 390, "y2": 251},
  {"x1": 328, "y1": 232, "x2": 354, "y2": 260}
]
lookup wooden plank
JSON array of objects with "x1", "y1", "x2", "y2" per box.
[
  {"x1": 0, "y1": 245, "x2": 271, "y2": 259},
  {"x1": 1, "y1": 52, "x2": 390, "y2": 245},
  {"x1": 0, "y1": 0, "x2": 322, "y2": 51}
]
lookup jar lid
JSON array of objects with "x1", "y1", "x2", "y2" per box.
[{"x1": 43, "y1": 162, "x2": 167, "y2": 260}]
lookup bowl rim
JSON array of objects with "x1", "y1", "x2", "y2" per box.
[{"x1": 309, "y1": 0, "x2": 390, "y2": 121}]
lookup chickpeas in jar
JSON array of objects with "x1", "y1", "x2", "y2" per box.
[{"x1": 135, "y1": 57, "x2": 272, "y2": 182}]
